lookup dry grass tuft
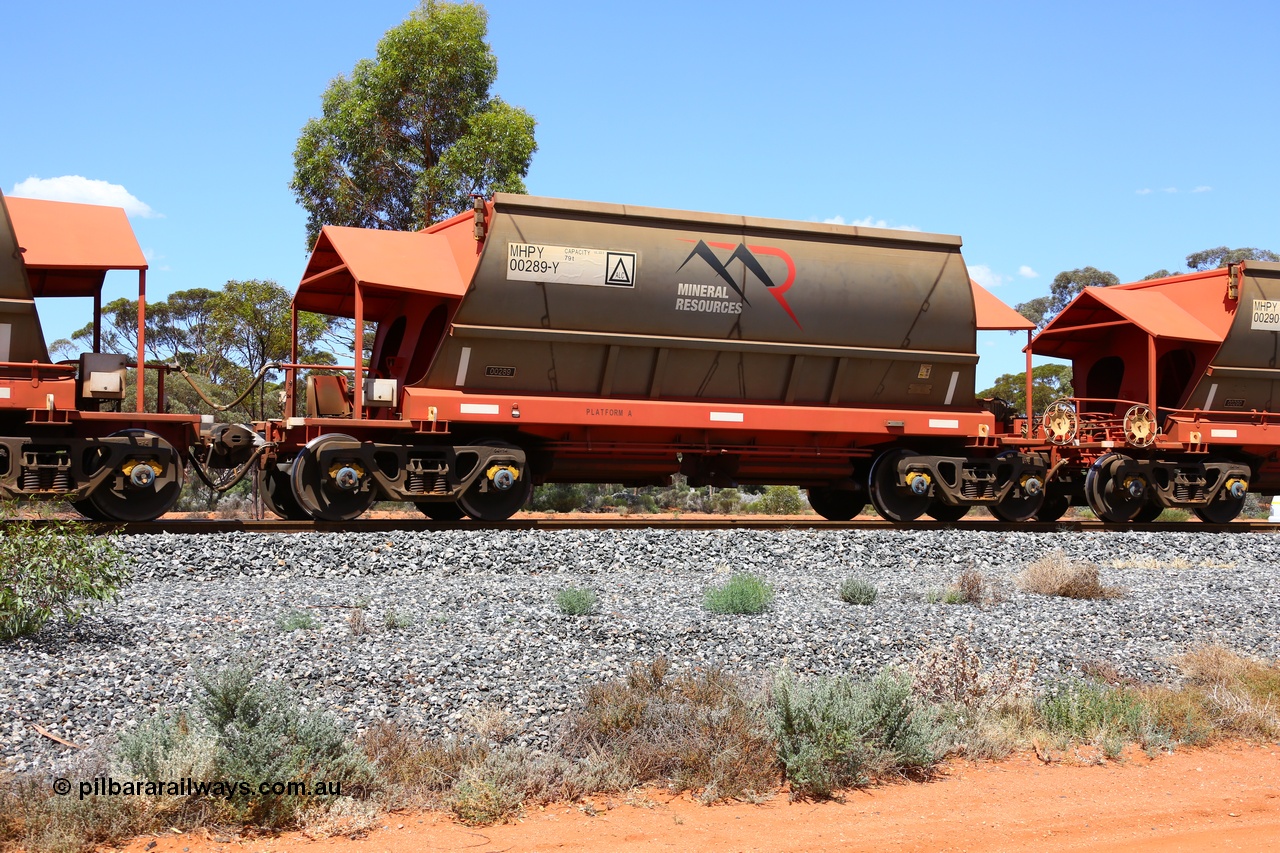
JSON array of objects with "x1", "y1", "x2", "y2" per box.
[
  {"x1": 561, "y1": 658, "x2": 777, "y2": 801},
  {"x1": 1177, "y1": 645, "x2": 1280, "y2": 739},
  {"x1": 911, "y1": 635, "x2": 1035, "y2": 710},
  {"x1": 1017, "y1": 550, "x2": 1124, "y2": 599}
]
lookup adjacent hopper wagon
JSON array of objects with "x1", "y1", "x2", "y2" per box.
[
  {"x1": 0, "y1": 190, "x2": 200, "y2": 521},
  {"x1": 1020, "y1": 262, "x2": 1280, "y2": 523}
]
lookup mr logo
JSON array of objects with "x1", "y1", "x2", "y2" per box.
[{"x1": 676, "y1": 240, "x2": 801, "y2": 328}]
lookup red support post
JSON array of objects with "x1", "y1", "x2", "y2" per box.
[
  {"x1": 289, "y1": 305, "x2": 298, "y2": 419},
  {"x1": 1024, "y1": 329, "x2": 1034, "y2": 431},
  {"x1": 1147, "y1": 334, "x2": 1157, "y2": 412},
  {"x1": 135, "y1": 269, "x2": 146, "y2": 413},
  {"x1": 353, "y1": 284, "x2": 364, "y2": 420}
]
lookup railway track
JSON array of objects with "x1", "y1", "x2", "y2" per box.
[{"x1": 5, "y1": 515, "x2": 1279, "y2": 535}]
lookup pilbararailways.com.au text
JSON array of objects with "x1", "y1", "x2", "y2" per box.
[{"x1": 52, "y1": 776, "x2": 345, "y2": 800}]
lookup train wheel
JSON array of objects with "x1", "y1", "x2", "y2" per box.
[
  {"x1": 290, "y1": 434, "x2": 377, "y2": 521},
  {"x1": 807, "y1": 487, "x2": 865, "y2": 521},
  {"x1": 1084, "y1": 453, "x2": 1145, "y2": 523},
  {"x1": 1193, "y1": 461, "x2": 1249, "y2": 524},
  {"x1": 1034, "y1": 493, "x2": 1071, "y2": 522},
  {"x1": 86, "y1": 430, "x2": 185, "y2": 522},
  {"x1": 72, "y1": 499, "x2": 111, "y2": 521},
  {"x1": 989, "y1": 451, "x2": 1047, "y2": 522},
  {"x1": 868, "y1": 449, "x2": 930, "y2": 522},
  {"x1": 260, "y1": 463, "x2": 311, "y2": 520},
  {"x1": 458, "y1": 440, "x2": 531, "y2": 521},
  {"x1": 1193, "y1": 495, "x2": 1246, "y2": 524},
  {"x1": 925, "y1": 501, "x2": 969, "y2": 522},
  {"x1": 417, "y1": 501, "x2": 466, "y2": 521},
  {"x1": 1132, "y1": 502, "x2": 1164, "y2": 523}
]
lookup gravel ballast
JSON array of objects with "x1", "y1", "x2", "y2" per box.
[{"x1": 3, "y1": 527, "x2": 1278, "y2": 773}]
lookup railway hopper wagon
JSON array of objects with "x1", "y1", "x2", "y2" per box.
[
  {"x1": 0, "y1": 190, "x2": 202, "y2": 521},
  {"x1": 262, "y1": 194, "x2": 1044, "y2": 522},
  {"x1": 1024, "y1": 261, "x2": 1280, "y2": 523}
]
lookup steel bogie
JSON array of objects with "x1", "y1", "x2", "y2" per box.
[
  {"x1": 1079, "y1": 454, "x2": 1252, "y2": 524},
  {"x1": 867, "y1": 448, "x2": 1049, "y2": 522},
  {"x1": 0, "y1": 431, "x2": 187, "y2": 522}
]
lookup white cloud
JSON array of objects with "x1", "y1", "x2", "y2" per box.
[
  {"x1": 1136, "y1": 188, "x2": 1152, "y2": 195},
  {"x1": 968, "y1": 264, "x2": 1008, "y2": 289},
  {"x1": 10, "y1": 175, "x2": 159, "y2": 218},
  {"x1": 1163, "y1": 187, "x2": 1178, "y2": 194},
  {"x1": 1192, "y1": 185, "x2": 1212, "y2": 193},
  {"x1": 823, "y1": 214, "x2": 921, "y2": 232},
  {"x1": 1018, "y1": 265, "x2": 1039, "y2": 279},
  {"x1": 142, "y1": 248, "x2": 171, "y2": 271}
]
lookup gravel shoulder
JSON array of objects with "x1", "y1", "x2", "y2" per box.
[{"x1": 3, "y1": 527, "x2": 1279, "y2": 773}]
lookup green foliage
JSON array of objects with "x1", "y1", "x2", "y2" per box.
[
  {"x1": 977, "y1": 363, "x2": 1073, "y2": 415},
  {"x1": 555, "y1": 586, "x2": 597, "y2": 616},
  {"x1": 1185, "y1": 246, "x2": 1279, "y2": 271},
  {"x1": 771, "y1": 668, "x2": 949, "y2": 798},
  {"x1": 0, "y1": 513, "x2": 127, "y2": 640},
  {"x1": 752, "y1": 485, "x2": 806, "y2": 515},
  {"x1": 1016, "y1": 266, "x2": 1120, "y2": 330},
  {"x1": 1037, "y1": 680, "x2": 1145, "y2": 740},
  {"x1": 183, "y1": 661, "x2": 374, "y2": 826},
  {"x1": 703, "y1": 573, "x2": 775, "y2": 615},
  {"x1": 529, "y1": 481, "x2": 746, "y2": 514},
  {"x1": 291, "y1": 0, "x2": 536, "y2": 246},
  {"x1": 838, "y1": 578, "x2": 878, "y2": 605},
  {"x1": 925, "y1": 587, "x2": 967, "y2": 605},
  {"x1": 383, "y1": 608, "x2": 413, "y2": 630},
  {"x1": 532, "y1": 483, "x2": 588, "y2": 513},
  {"x1": 276, "y1": 610, "x2": 317, "y2": 632}
]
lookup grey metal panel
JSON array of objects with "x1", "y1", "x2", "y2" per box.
[
  {"x1": 0, "y1": 191, "x2": 50, "y2": 364},
  {"x1": 435, "y1": 194, "x2": 978, "y2": 408},
  {"x1": 1182, "y1": 266, "x2": 1280, "y2": 413}
]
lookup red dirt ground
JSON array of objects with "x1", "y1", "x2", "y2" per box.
[{"x1": 118, "y1": 742, "x2": 1280, "y2": 853}]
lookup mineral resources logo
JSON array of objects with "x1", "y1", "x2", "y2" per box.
[{"x1": 675, "y1": 239, "x2": 801, "y2": 328}]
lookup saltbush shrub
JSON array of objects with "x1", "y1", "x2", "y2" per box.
[
  {"x1": 838, "y1": 578, "x2": 878, "y2": 605},
  {"x1": 703, "y1": 573, "x2": 774, "y2": 614},
  {"x1": 771, "y1": 668, "x2": 949, "y2": 798},
  {"x1": 555, "y1": 587, "x2": 597, "y2": 616}
]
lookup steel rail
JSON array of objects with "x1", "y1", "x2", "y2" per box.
[{"x1": 3, "y1": 517, "x2": 1279, "y2": 535}]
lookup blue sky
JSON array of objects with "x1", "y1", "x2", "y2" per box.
[{"x1": 3, "y1": 0, "x2": 1277, "y2": 388}]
